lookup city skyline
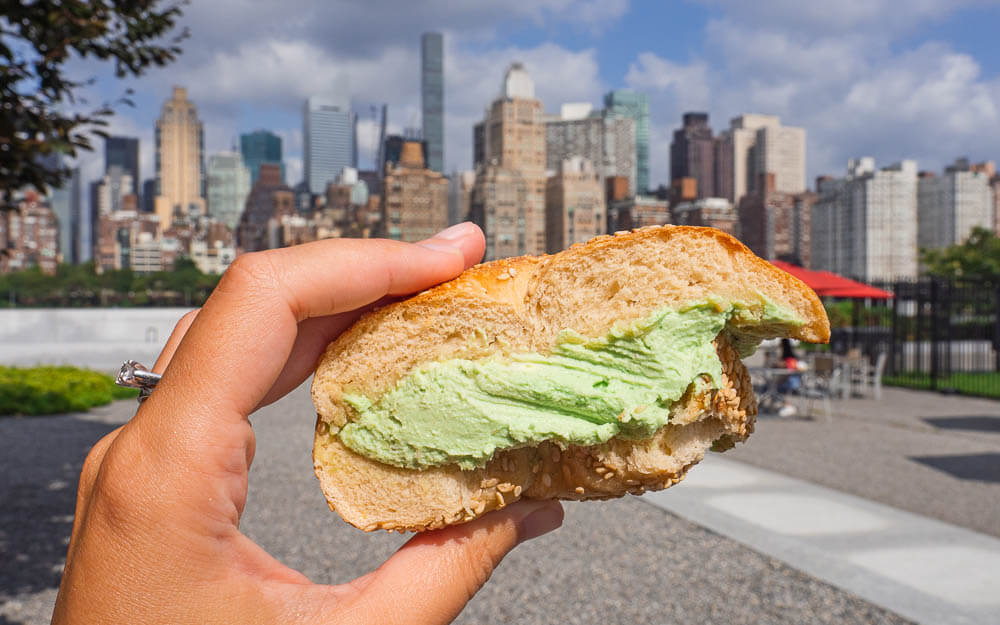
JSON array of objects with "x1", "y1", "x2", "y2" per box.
[{"x1": 62, "y1": 1, "x2": 1000, "y2": 195}]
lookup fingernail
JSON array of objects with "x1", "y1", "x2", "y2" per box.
[
  {"x1": 418, "y1": 240, "x2": 463, "y2": 255},
  {"x1": 518, "y1": 501, "x2": 564, "y2": 542},
  {"x1": 433, "y1": 222, "x2": 476, "y2": 240}
]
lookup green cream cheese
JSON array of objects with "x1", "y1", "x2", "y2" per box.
[{"x1": 339, "y1": 298, "x2": 802, "y2": 470}]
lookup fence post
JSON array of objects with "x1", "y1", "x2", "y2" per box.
[
  {"x1": 930, "y1": 279, "x2": 939, "y2": 391},
  {"x1": 995, "y1": 285, "x2": 1000, "y2": 373},
  {"x1": 889, "y1": 282, "x2": 898, "y2": 376},
  {"x1": 941, "y1": 279, "x2": 952, "y2": 385}
]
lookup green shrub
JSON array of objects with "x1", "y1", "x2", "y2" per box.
[{"x1": 0, "y1": 366, "x2": 139, "y2": 416}]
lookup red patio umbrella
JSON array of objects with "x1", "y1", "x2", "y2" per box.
[{"x1": 770, "y1": 261, "x2": 893, "y2": 299}]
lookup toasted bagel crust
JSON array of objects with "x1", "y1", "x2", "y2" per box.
[{"x1": 311, "y1": 225, "x2": 829, "y2": 531}]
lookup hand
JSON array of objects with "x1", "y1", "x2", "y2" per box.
[{"x1": 52, "y1": 223, "x2": 564, "y2": 624}]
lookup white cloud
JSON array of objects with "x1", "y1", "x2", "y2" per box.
[
  {"x1": 445, "y1": 42, "x2": 604, "y2": 171},
  {"x1": 628, "y1": 2, "x2": 1000, "y2": 185},
  {"x1": 693, "y1": 0, "x2": 997, "y2": 34},
  {"x1": 160, "y1": 38, "x2": 602, "y2": 178},
  {"x1": 177, "y1": 0, "x2": 630, "y2": 53},
  {"x1": 62, "y1": 0, "x2": 624, "y2": 189},
  {"x1": 625, "y1": 53, "x2": 710, "y2": 109},
  {"x1": 63, "y1": 0, "x2": 1000, "y2": 195}
]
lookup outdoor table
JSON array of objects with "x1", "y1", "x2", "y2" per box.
[{"x1": 748, "y1": 366, "x2": 800, "y2": 412}]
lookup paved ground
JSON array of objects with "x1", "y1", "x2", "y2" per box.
[
  {"x1": 650, "y1": 456, "x2": 1000, "y2": 625},
  {"x1": 2, "y1": 386, "x2": 913, "y2": 625},
  {"x1": 730, "y1": 387, "x2": 1000, "y2": 537}
]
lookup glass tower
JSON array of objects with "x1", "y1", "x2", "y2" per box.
[
  {"x1": 105, "y1": 136, "x2": 139, "y2": 196},
  {"x1": 421, "y1": 32, "x2": 444, "y2": 173},
  {"x1": 303, "y1": 95, "x2": 357, "y2": 195},
  {"x1": 240, "y1": 130, "x2": 284, "y2": 186},
  {"x1": 206, "y1": 151, "x2": 252, "y2": 230},
  {"x1": 604, "y1": 89, "x2": 650, "y2": 194}
]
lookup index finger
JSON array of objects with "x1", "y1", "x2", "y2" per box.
[{"x1": 137, "y1": 223, "x2": 484, "y2": 452}]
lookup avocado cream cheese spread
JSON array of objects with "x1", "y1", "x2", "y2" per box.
[{"x1": 339, "y1": 298, "x2": 802, "y2": 470}]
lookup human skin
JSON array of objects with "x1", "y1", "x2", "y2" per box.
[{"x1": 51, "y1": 222, "x2": 564, "y2": 624}]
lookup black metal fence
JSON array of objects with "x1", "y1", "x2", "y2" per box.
[{"x1": 831, "y1": 279, "x2": 1000, "y2": 399}]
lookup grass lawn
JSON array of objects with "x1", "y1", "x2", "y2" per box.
[
  {"x1": 0, "y1": 365, "x2": 139, "y2": 416},
  {"x1": 884, "y1": 371, "x2": 1000, "y2": 399}
]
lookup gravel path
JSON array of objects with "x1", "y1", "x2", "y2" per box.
[{"x1": 1, "y1": 385, "x2": 912, "y2": 624}]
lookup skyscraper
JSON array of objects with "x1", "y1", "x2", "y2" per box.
[
  {"x1": 105, "y1": 136, "x2": 140, "y2": 196},
  {"x1": 421, "y1": 32, "x2": 444, "y2": 173},
  {"x1": 545, "y1": 103, "x2": 637, "y2": 195},
  {"x1": 382, "y1": 139, "x2": 449, "y2": 242},
  {"x1": 469, "y1": 166, "x2": 528, "y2": 260},
  {"x1": 240, "y1": 130, "x2": 284, "y2": 186},
  {"x1": 154, "y1": 86, "x2": 205, "y2": 231},
  {"x1": 917, "y1": 158, "x2": 994, "y2": 251},
  {"x1": 719, "y1": 114, "x2": 806, "y2": 206},
  {"x1": 142, "y1": 178, "x2": 156, "y2": 214},
  {"x1": 382, "y1": 134, "x2": 427, "y2": 172},
  {"x1": 304, "y1": 94, "x2": 357, "y2": 195},
  {"x1": 238, "y1": 163, "x2": 295, "y2": 253},
  {"x1": 604, "y1": 90, "x2": 649, "y2": 194},
  {"x1": 473, "y1": 63, "x2": 547, "y2": 259},
  {"x1": 670, "y1": 112, "x2": 716, "y2": 199},
  {"x1": 206, "y1": 151, "x2": 252, "y2": 230},
  {"x1": 812, "y1": 158, "x2": 918, "y2": 281},
  {"x1": 40, "y1": 153, "x2": 81, "y2": 264},
  {"x1": 545, "y1": 157, "x2": 605, "y2": 253},
  {"x1": 738, "y1": 172, "x2": 815, "y2": 267},
  {"x1": 101, "y1": 165, "x2": 134, "y2": 214}
]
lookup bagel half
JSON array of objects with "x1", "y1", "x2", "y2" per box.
[{"x1": 311, "y1": 225, "x2": 829, "y2": 531}]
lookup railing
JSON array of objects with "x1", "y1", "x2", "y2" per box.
[{"x1": 840, "y1": 279, "x2": 999, "y2": 399}]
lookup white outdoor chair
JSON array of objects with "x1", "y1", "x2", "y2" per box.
[
  {"x1": 797, "y1": 355, "x2": 842, "y2": 421},
  {"x1": 853, "y1": 352, "x2": 887, "y2": 400}
]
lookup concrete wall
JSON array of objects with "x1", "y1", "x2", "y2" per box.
[{"x1": 0, "y1": 308, "x2": 194, "y2": 371}]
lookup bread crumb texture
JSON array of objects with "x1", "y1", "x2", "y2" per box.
[{"x1": 311, "y1": 225, "x2": 829, "y2": 531}]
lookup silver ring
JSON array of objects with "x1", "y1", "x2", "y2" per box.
[{"x1": 116, "y1": 360, "x2": 162, "y2": 403}]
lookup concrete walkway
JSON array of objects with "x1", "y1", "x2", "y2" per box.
[
  {"x1": 645, "y1": 454, "x2": 1000, "y2": 625},
  {"x1": 729, "y1": 387, "x2": 1000, "y2": 537}
]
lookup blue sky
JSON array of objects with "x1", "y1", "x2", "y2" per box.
[{"x1": 70, "y1": 0, "x2": 1000, "y2": 191}]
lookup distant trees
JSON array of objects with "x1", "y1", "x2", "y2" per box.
[
  {"x1": 0, "y1": 258, "x2": 220, "y2": 307},
  {"x1": 921, "y1": 227, "x2": 1000, "y2": 282},
  {"x1": 0, "y1": 0, "x2": 188, "y2": 208}
]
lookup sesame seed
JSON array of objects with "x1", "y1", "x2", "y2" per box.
[
  {"x1": 494, "y1": 491, "x2": 506, "y2": 508},
  {"x1": 497, "y1": 482, "x2": 514, "y2": 493},
  {"x1": 481, "y1": 477, "x2": 499, "y2": 488},
  {"x1": 575, "y1": 486, "x2": 585, "y2": 494},
  {"x1": 514, "y1": 485, "x2": 522, "y2": 497},
  {"x1": 542, "y1": 473, "x2": 552, "y2": 487}
]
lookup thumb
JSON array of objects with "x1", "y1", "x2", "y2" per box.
[{"x1": 338, "y1": 500, "x2": 564, "y2": 625}]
